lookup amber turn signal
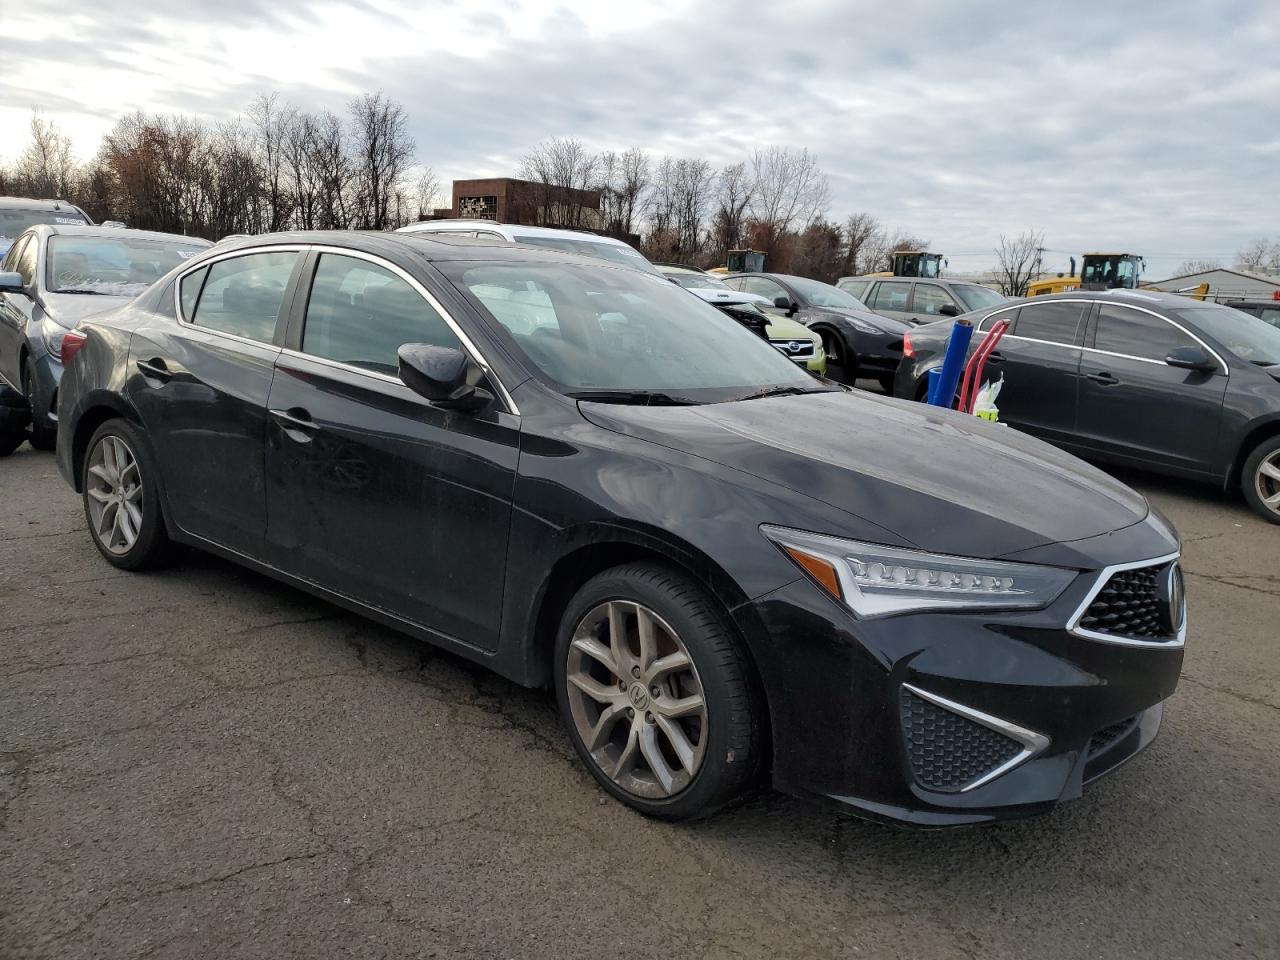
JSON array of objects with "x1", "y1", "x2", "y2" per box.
[{"x1": 782, "y1": 546, "x2": 843, "y2": 601}]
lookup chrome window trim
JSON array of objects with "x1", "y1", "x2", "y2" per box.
[
  {"x1": 173, "y1": 242, "x2": 520, "y2": 415},
  {"x1": 901, "y1": 683, "x2": 1050, "y2": 792},
  {"x1": 1066, "y1": 552, "x2": 1186, "y2": 649}
]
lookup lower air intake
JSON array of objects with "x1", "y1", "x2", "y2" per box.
[{"x1": 900, "y1": 688, "x2": 1024, "y2": 793}]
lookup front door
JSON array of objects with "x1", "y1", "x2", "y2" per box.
[
  {"x1": 126, "y1": 247, "x2": 303, "y2": 553},
  {"x1": 0, "y1": 236, "x2": 37, "y2": 387},
  {"x1": 864, "y1": 280, "x2": 914, "y2": 324},
  {"x1": 1074, "y1": 303, "x2": 1227, "y2": 476},
  {"x1": 263, "y1": 251, "x2": 519, "y2": 651}
]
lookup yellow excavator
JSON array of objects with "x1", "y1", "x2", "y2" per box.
[
  {"x1": 1027, "y1": 252, "x2": 1209, "y2": 300},
  {"x1": 867, "y1": 251, "x2": 946, "y2": 279},
  {"x1": 708, "y1": 249, "x2": 767, "y2": 274}
]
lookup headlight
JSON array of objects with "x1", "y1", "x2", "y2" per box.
[
  {"x1": 41, "y1": 316, "x2": 70, "y2": 360},
  {"x1": 847, "y1": 319, "x2": 880, "y2": 335},
  {"x1": 762, "y1": 525, "x2": 1075, "y2": 618}
]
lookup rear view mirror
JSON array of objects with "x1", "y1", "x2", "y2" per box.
[
  {"x1": 397, "y1": 344, "x2": 492, "y2": 412},
  {"x1": 0, "y1": 271, "x2": 24, "y2": 294},
  {"x1": 1164, "y1": 346, "x2": 1217, "y2": 373}
]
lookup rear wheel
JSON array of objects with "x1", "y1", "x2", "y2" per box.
[
  {"x1": 1242, "y1": 436, "x2": 1280, "y2": 524},
  {"x1": 82, "y1": 419, "x2": 175, "y2": 569},
  {"x1": 554, "y1": 563, "x2": 761, "y2": 821},
  {"x1": 23, "y1": 364, "x2": 56, "y2": 451}
]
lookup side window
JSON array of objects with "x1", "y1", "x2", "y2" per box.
[
  {"x1": 743, "y1": 277, "x2": 786, "y2": 302},
  {"x1": 190, "y1": 251, "x2": 298, "y2": 343},
  {"x1": 1093, "y1": 305, "x2": 1195, "y2": 361},
  {"x1": 1260, "y1": 307, "x2": 1280, "y2": 328},
  {"x1": 869, "y1": 281, "x2": 910, "y2": 312},
  {"x1": 179, "y1": 266, "x2": 209, "y2": 319},
  {"x1": 13, "y1": 237, "x2": 38, "y2": 287},
  {"x1": 978, "y1": 308, "x2": 1018, "y2": 333},
  {"x1": 837, "y1": 279, "x2": 869, "y2": 299},
  {"x1": 302, "y1": 253, "x2": 461, "y2": 375},
  {"x1": 720, "y1": 276, "x2": 745, "y2": 291},
  {"x1": 2, "y1": 235, "x2": 28, "y2": 273},
  {"x1": 912, "y1": 284, "x2": 956, "y2": 317},
  {"x1": 1012, "y1": 301, "x2": 1086, "y2": 345}
]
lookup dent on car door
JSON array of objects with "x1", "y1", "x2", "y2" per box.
[
  {"x1": 1075, "y1": 304, "x2": 1228, "y2": 475},
  {"x1": 264, "y1": 251, "x2": 519, "y2": 651},
  {"x1": 126, "y1": 248, "x2": 303, "y2": 552}
]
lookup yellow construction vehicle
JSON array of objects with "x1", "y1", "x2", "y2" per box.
[
  {"x1": 1027, "y1": 253, "x2": 1145, "y2": 296},
  {"x1": 708, "y1": 249, "x2": 767, "y2": 274},
  {"x1": 867, "y1": 251, "x2": 946, "y2": 279}
]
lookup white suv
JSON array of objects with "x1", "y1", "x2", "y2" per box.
[{"x1": 397, "y1": 220, "x2": 661, "y2": 275}]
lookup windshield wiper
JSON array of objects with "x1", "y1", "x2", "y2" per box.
[
  {"x1": 55, "y1": 288, "x2": 111, "y2": 295},
  {"x1": 736, "y1": 385, "x2": 824, "y2": 401},
  {"x1": 566, "y1": 389, "x2": 698, "y2": 406}
]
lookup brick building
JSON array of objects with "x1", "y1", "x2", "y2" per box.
[{"x1": 430, "y1": 177, "x2": 604, "y2": 230}]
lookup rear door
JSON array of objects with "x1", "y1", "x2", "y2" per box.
[
  {"x1": 263, "y1": 250, "x2": 520, "y2": 650},
  {"x1": 127, "y1": 246, "x2": 304, "y2": 553},
  {"x1": 1075, "y1": 303, "x2": 1228, "y2": 476},
  {"x1": 978, "y1": 299, "x2": 1086, "y2": 444}
]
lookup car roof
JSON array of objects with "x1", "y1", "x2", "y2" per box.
[
  {"x1": 0, "y1": 196, "x2": 86, "y2": 213},
  {"x1": 33, "y1": 224, "x2": 213, "y2": 245},
  {"x1": 654, "y1": 263, "x2": 706, "y2": 273},
  {"x1": 400, "y1": 219, "x2": 638, "y2": 250},
  {"x1": 837, "y1": 275, "x2": 986, "y2": 288}
]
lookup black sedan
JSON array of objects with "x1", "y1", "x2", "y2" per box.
[
  {"x1": 720, "y1": 272, "x2": 908, "y2": 389},
  {"x1": 896, "y1": 290, "x2": 1280, "y2": 523},
  {"x1": 55, "y1": 232, "x2": 1184, "y2": 826},
  {"x1": 0, "y1": 224, "x2": 211, "y2": 452}
]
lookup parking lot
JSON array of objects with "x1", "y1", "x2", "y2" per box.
[{"x1": 1, "y1": 441, "x2": 1276, "y2": 960}]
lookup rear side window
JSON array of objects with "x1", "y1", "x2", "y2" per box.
[
  {"x1": 189, "y1": 251, "x2": 298, "y2": 343},
  {"x1": 301, "y1": 253, "x2": 461, "y2": 376},
  {"x1": 179, "y1": 266, "x2": 208, "y2": 318},
  {"x1": 869, "y1": 281, "x2": 910, "y2": 312},
  {"x1": 1013, "y1": 301, "x2": 1086, "y2": 345},
  {"x1": 1093, "y1": 305, "x2": 1195, "y2": 361},
  {"x1": 13, "y1": 236, "x2": 38, "y2": 287},
  {"x1": 911, "y1": 284, "x2": 957, "y2": 317}
]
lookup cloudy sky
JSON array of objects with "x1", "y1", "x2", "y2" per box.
[{"x1": 4, "y1": 0, "x2": 1278, "y2": 275}]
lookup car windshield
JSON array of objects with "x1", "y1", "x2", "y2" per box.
[
  {"x1": 666, "y1": 271, "x2": 726, "y2": 290},
  {"x1": 514, "y1": 236, "x2": 663, "y2": 275},
  {"x1": 47, "y1": 234, "x2": 206, "y2": 295},
  {"x1": 440, "y1": 260, "x2": 828, "y2": 402},
  {"x1": 1171, "y1": 304, "x2": 1280, "y2": 366},
  {"x1": 954, "y1": 284, "x2": 1007, "y2": 311},
  {"x1": 1, "y1": 208, "x2": 87, "y2": 243},
  {"x1": 785, "y1": 276, "x2": 868, "y2": 310}
]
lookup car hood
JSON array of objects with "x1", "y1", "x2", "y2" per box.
[
  {"x1": 764, "y1": 315, "x2": 817, "y2": 341},
  {"x1": 689, "y1": 286, "x2": 772, "y2": 306},
  {"x1": 816, "y1": 306, "x2": 910, "y2": 334},
  {"x1": 42, "y1": 291, "x2": 136, "y2": 328},
  {"x1": 579, "y1": 390, "x2": 1150, "y2": 560}
]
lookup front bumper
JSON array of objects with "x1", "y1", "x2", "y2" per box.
[{"x1": 736, "y1": 535, "x2": 1183, "y2": 826}]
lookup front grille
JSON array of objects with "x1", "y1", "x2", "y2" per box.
[
  {"x1": 900, "y1": 689, "x2": 1024, "y2": 793},
  {"x1": 769, "y1": 339, "x2": 815, "y2": 360},
  {"x1": 1078, "y1": 562, "x2": 1175, "y2": 641},
  {"x1": 1088, "y1": 716, "x2": 1138, "y2": 760}
]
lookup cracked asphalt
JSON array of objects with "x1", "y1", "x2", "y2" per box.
[{"x1": 2, "y1": 442, "x2": 1277, "y2": 960}]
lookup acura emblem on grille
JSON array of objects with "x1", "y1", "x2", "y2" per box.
[{"x1": 1165, "y1": 562, "x2": 1185, "y2": 633}]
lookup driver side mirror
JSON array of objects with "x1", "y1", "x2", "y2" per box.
[
  {"x1": 1164, "y1": 345, "x2": 1217, "y2": 373},
  {"x1": 397, "y1": 344, "x2": 493, "y2": 412},
  {"x1": 938, "y1": 303, "x2": 960, "y2": 318},
  {"x1": 0, "y1": 272, "x2": 24, "y2": 294},
  {"x1": 772, "y1": 295, "x2": 796, "y2": 314}
]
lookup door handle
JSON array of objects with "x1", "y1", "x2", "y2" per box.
[
  {"x1": 986, "y1": 350, "x2": 1006, "y2": 363},
  {"x1": 135, "y1": 358, "x2": 172, "y2": 383},
  {"x1": 270, "y1": 407, "x2": 319, "y2": 441},
  {"x1": 1085, "y1": 371, "x2": 1119, "y2": 385}
]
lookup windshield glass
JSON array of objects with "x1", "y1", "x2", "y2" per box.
[
  {"x1": 1, "y1": 208, "x2": 87, "y2": 243},
  {"x1": 665, "y1": 271, "x2": 727, "y2": 290},
  {"x1": 1171, "y1": 304, "x2": 1280, "y2": 366},
  {"x1": 514, "y1": 236, "x2": 663, "y2": 275},
  {"x1": 47, "y1": 234, "x2": 207, "y2": 295},
  {"x1": 786, "y1": 276, "x2": 868, "y2": 310},
  {"x1": 440, "y1": 260, "x2": 824, "y2": 401},
  {"x1": 954, "y1": 284, "x2": 1007, "y2": 311}
]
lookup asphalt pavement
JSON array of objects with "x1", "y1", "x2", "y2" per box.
[{"x1": 2, "y1": 442, "x2": 1277, "y2": 959}]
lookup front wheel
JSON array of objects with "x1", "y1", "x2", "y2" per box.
[
  {"x1": 23, "y1": 364, "x2": 56, "y2": 451},
  {"x1": 1242, "y1": 436, "x2": 1280, "y2": 524},
  {"x1": 82, "y1": 419, "x2": 175, "y2": 569},
  {"x1": 554, "y1": 563, "x2": 762, "y2": 821},
  {"x1": 819, "y1": 330, "x2": 855, "y2": 384}
]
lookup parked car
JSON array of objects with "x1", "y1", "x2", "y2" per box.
[
  {"x1": 0, "y1": 197, "x2": 93, "y2": 259},
  {"x1": 895, "y1": 290, "x2": 1280, "y2": 523},
  {"x1": 656, "y1": 264, "x2": 826, "y2": 375},
  {"x1": 721, "y1": 272, "x2": 908, "y2": 389},
  {"x1": 397, "y1": 219, "x2": 661, "y2": 275},
  {"x1": 0, "y1": 225, "x2": 211, "y2": 451},
  {"x1": 55, "y1": 231, "x2": 1185, "y2": 826},
  {"x1": 838, "y1": 275, "x2": 1008, "y2": 325},
  {"x1": 1225, "y1": 299, "x2": 1280, "y2": 331}
]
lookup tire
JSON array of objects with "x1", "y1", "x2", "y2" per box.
[
  {"x1": 23, "y1": 363, "x2": 57, "y2": 451},
  {"x1": 554, "y1": 562, "x2": 762, "y2": 821},
  {"x1": 819, "y1": 329, "x2": 855, "y2": 384},
  {"x1": 0, "y1": 429, "x2": 25, "y2": 457},
  {"x1": 877, "y1": 373, "x2": 895, "y2": 394},
  {"x1": 1242, "y1": 435, "x2": 1280, "y2": 525},
  {"x1": 81, "y1": 418, "x2": 175, "y2": 569}
]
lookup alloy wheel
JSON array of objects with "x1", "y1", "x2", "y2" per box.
[
  {"x1": 565, "y1": 600, "x2": 709, "y2": 800},
  {"x1": 86, "y1": 435, "x2": 144, "y2": 555},
  {"x1": 1255, "y1": 450, "x2": 1280, "y2": 518}
]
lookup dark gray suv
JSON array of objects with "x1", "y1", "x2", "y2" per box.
[{"x1": 838, "y1": 276, "x2": 1007, "y2": 325}]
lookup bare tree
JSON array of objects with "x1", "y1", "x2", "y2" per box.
[
  {"x1": 596, "y1": 150, "x2": 650, "y2": 236},
  {"x1": 1175, "y1": 259, "x2": 1223, "y2": 275},
  {"x1": 747, "y1": 147, "x2": 829, "y2": 252},
  {"x1": 412, "y1": 166, "x2": 442, "y2": 221},
  {"x1": 840, "y1": 212, "x2": 881, "y2": 277},
  {"x1": 247, "y1": 93, "x2": 297, "y2": 232},
  {"x1": 994, "y1": 230, "x2": 1046, "y2": 297},
  {"x1": 709, "y1": 161, "x2": 753, "y2": 259},
  {"x1": 16, "y1": 113, "x2": 78, "y2": 197},
  {"x1": 348, "y1": 92, "x2": 415, "y2": 230},
  {"x1": 518, "y1": 136, "x2": 599, "y2": 228},
  {"x1": 1236, "y1": 238, "x2": 1280, "y2": 274}
]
